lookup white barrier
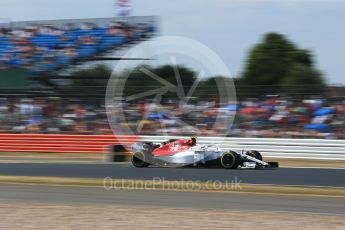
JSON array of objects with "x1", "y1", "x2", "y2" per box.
[{"x1": 140, "y1": 136, "x2": 345, "y2": 160}]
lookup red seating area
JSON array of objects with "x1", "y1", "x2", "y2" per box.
[{"x1": 0, "y1": 134, "x2": 138, "y2": 153}]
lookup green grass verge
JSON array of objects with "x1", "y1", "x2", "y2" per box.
[{"x1": 266, "y1": 157, "x2": 345, "y2": 168}]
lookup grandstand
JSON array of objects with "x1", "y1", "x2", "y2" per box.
[{"x1": 0, "y1": 16, "x2": 157, "y2": 88}]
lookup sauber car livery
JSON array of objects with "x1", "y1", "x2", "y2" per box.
[{"x1": 121, "y1": 138, "x2": 279, "y2": 169}]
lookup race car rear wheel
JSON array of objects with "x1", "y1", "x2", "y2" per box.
[
  {"x1": 131, "y1": 151, "x2": 150, "y2": 168},
  {"x1": 220, "y1": 151, "x2": 240, "y2": 169},
  {"x1": 246, "y1": 150, "x2": 263, "y2": 161}
]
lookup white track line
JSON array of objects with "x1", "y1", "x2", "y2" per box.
[{"x1": 282, "y1": 166, "x2": 345, "y2": 170}]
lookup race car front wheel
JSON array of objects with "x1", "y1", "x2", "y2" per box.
[
  {"x1": 245, "y1": 150, "x2": 263, "y2": 161},
  {"x1": 220, "y1": 151, "x2": 240, "y2": 169},
  {"x1": 131, "y1": 152, "x2": 150, "y2": 168}
]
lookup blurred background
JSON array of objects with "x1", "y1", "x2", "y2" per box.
[
  {"x1": 0, "y1": 2, "x2": 345, "y2": 229},
  {"x1": 0, "y1": 0, "x2": 344, "y2": 139}
]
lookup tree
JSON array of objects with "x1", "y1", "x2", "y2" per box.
[
  {"x1": 70, "y1": 64, "x2": 111, "y2": 98},
  {"x1": 71, "y1": 64, "x2": 111, "y2": 84},
  {"x1": 195, "y1": 76, "x2": 234, "y2": 102},
  {"x1": 123, "y1": 64, "x2": 197, "y2": 102},
  {"x1": 241, "y1": 32, "x2": 325, "y2": 97},
  {"x1": 281, "y1": 63, "x2": 325, "y2": 96},
  {"x1": 68, "y1": 64, "x2": 198, "y2": 100}
]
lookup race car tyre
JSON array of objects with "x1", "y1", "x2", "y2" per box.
[
  {"x1": 246, "y1": 150, "x2": 263, "y2": 161},
  {"x1": 220, "y1": 151, "x2": 240, "y2": 169},
  {"x1": 131, "y1": 151, "x2": 150, "y2": 167}
]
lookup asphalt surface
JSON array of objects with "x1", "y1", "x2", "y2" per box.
[
  {"x1": 0, "y1": 184, "x2": 344, "y2": 215},
  {"x1": 0, "y1": 163, "x2": 344, "y2": 187}
]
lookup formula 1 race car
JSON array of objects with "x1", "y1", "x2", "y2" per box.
[{"x1": 126, "y1": 138, "x2": 279, "y2": 169}]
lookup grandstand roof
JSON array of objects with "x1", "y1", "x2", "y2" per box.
[{"x1": 10, "y1": 16, "x2": 157, "y2": 28}]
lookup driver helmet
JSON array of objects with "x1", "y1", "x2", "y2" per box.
[{"x1": 190, "y1": 137, "x2": 196, "y2": 145}]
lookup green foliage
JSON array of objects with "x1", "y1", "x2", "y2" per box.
[
  {"x1": 68, "y1": 63, "x2": 235, "y2": 102},
  {"x1": 68, "y1": 64, "x2": 111, "y2": 97},
  {"x1": 194, "y1": 76, "x2": 233, "y2": 101},
  {"x1": 241, "y1": 32, "x2": 325, "y2": 97},
  {"x1": 69, "y1": 64, "x2": 199, "y2": 101},
  {"x1": 0, "y1": 68, "x2": 29, "y2": 88},
  {"x1": 281, "y1": 63, "x2": 325, "y2": 96},
  {"x1": 122, "y1": 64, "x2": 197, "y2": 101},
  {"x1": 71, "y1": 64, "x2": 111, "y2": 87},
  {"x1": 124, "y1": 65, "x2": 196, "y2": 100},
  {"x1": 67, "y1": 32, "x2": 327, "y2": 101}
]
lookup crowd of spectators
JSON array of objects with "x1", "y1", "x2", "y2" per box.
[
  {"x1": 0, "y1": 97, "x2": 111, "y2": 135},
  {"x1": 0, "y1": 96, "x2": 344, "y2": 139},
  {"x1": 116, "y1": 97, "x2": 345, "y2": 139},
  {"x1": 0, "y1": 21, "x2": 154, "y2": 73},
  {"x1": 229, "y1": 97, "x2": 345, "y2": 139}
]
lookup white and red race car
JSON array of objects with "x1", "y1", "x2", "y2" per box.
[{"x1": 126, "y1": 138, "x2": 278, "y2": 169}]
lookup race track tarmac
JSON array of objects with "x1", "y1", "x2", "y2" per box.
[
  {"x1": 0, "y1": 163, "x2": 344, "y2": 187},
  {"x1": 0, "y1": 184, "x2": 344, "y2": 215}
]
